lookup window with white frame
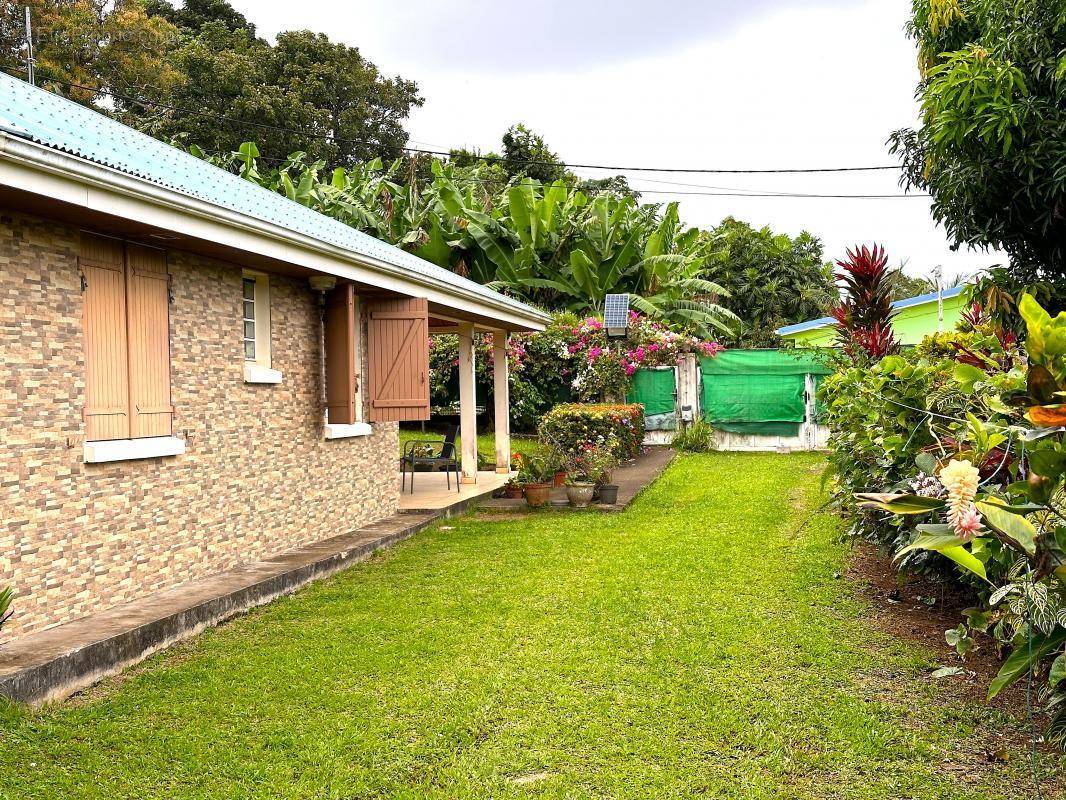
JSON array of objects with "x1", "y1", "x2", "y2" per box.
[{"x1": 242, "y1": 270, "x2": 282, "y2": 383}]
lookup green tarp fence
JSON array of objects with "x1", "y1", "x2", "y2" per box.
[
  {"x1": 626, "y1": 367, "x2": 677, "y2": 431},
  {"x1": 700, "y1": 350, "x2": 831, "y2": 436}
]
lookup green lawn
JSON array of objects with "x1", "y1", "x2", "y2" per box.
[
  {"x1": 398, "y1": 427, "x2": 545, "y2": 465},
  {"x1": 0, "y1": 454, "x2": 1057, "y2": 799}
]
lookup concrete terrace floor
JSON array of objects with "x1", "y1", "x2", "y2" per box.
[{"x1": 0, "y1": 453, "x2": 1061, "y2": 799}]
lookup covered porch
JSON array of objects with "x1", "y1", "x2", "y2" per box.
[
  {"x1": 397, "y1": 313, "x2": 518, "y2": 492},
  {"x1": 397, "y1": 469, "x2": 512, "y2": 514}
]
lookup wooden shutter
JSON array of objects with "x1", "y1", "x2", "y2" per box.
[
  {"x1": 367, "y1": 297, "x2": 430, "y2": 422},
  {"x1": 324, "y1": 284, "x2": 357, "y2": 425},
  {"x1": 125, "y1": 244, "x2": 174, "y2": 438},
  {"x1": 81, "y1": 234, "x2": 130, "y2": 441}
]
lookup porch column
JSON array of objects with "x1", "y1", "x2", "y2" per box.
[
  {"x1": 457, "y1": 321, "x2": 478, "y2": 484},
  {"x1": 492, "y1": 330, "x2": 510, "y2": 474}
]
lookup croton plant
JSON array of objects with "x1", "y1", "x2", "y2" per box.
[{"x1": 856, "y1": 294, "x2": 1066, "y2": 744}]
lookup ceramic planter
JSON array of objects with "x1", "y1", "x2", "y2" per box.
[
  {"x1": 566, "y1": 483, "x2": 595, "y2": 508},
  {"x1": 523, "y1": 482, "x2": 552, "y2": 507},
  {"x1": 596, "y1": 484, "x2": 620, "y2": 505}
]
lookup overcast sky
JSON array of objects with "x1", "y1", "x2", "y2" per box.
[{"x1": 238, "y1": 0, "x2": 1004, "y2": 281}]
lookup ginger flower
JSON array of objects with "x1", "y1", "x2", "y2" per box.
[
  {"x1": 939, "y1": 459, "x2": 982, "y2": 539},
  {"x1": 953, "y1": 506, "x2": 984, "y2": 542}
]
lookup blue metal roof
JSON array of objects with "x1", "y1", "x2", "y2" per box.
[
  {"x1": 0, "y1": 72, "x2": 543, "y2": 319},
  {"x1": 777, "y1": 284, "x2": 966, "y2": 336}
]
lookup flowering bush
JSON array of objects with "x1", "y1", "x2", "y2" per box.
[
  {"x1": 564, "y1": 443, "x2": 619, "y2": 485},
  {"x1": 562, "y1": 312, "x2": 722, "y2": 401},
  {"x1": 539, "y1": 404, "x2": 645, "y2": 465},
  {"x1": 427, "y1": 312, "x2": 722, "y2": 430},
  {"x1": 843, "y1": 294, "x2": 1066, "y2": 747}
]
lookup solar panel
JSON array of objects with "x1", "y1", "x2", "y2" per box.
[{"x1": 603, "y1": 294, "x2": 630, "y2": 332}]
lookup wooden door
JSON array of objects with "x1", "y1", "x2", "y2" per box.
[{"x1": 366, "y1": 297, "x2": 430, "y2": 422}]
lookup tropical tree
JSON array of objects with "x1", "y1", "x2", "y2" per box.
[
  {"x1": 2, "y1": 0, "x2": 422, "y2": 168},
  {"x1": 889, "y1": 0, "x2": 1066, "y2": 286},
  {"x1": 699, "y1": 218, "x2": 836, "y2": 345}
]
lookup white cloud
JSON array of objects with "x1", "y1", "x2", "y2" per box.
[{"x1": 238, "y1": 0, "x2": 1005, "y2": 281}]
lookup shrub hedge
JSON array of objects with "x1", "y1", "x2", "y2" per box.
[{"x1": 538, "y1": 404, "x2": 645, "y2": 462}]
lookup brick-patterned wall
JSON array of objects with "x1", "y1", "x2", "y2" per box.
[{"x1": 0, "y1": 211, "x2": 399, "y2": 641}]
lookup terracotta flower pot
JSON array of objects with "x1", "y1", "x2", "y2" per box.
[
  {"x1": 523, "y1": 482, "x2": 552, "y2": 508},
  {"x1": 596, "y1": 484, "x2": 620, "y2": 505},
  {"x1": 503, "y1": 484, "x2": 524, "y2": 499},
  {"x1": 553, "y1": 470, "x2": 567, "y2": 488},
  {"x1": 566, "y1": 483, "x2": 595, "y2": 508}
]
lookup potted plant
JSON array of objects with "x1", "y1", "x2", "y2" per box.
[
  {"x1": 553, "y1": 466, "x2": 568, "y2": 488},
  {"x1": 518, "y1": 454, "x2": 554, "y2": 508},
  {"x1": 590, "y1": 445, "x2": 621, "y2": 505},
  {"x1": 565, "y1": 476, "x2": 595, "y2": 508},
  {"x1": 566, "y1": 445, "x2": 617, "y2": 507},
  {"x1": 502, "y1": 478, "x2": 524, "y2": 499}
]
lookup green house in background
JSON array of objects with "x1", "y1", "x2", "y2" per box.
[{"x1": 777, "y1": 285, "x2": 968, "y2": 347}]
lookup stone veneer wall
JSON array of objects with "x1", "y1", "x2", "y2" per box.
[{"x1": 0, "y1": 211, "x2": 399, "y2": 641}]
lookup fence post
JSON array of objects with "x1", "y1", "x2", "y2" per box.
[
  {"x1": 677, "y1": 353, "x2": 701, "y2": 426},
  {"x1": 803, "y1": 373, "x2": 816, "y2": 451}
]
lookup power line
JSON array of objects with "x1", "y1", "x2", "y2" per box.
[{"x1": 0, "y1": 63, "x2": 906, "y2": 177}]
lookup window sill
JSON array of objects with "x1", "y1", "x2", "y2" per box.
[
  {"x1": 324, "y1": 422, "x2": 372, "y2": 440},
  {"x1": 84, "y1": 436, "x2": 186, "y2": 464},
  {"x1": 244, "y1": 363, "x2": 283, "y2": 384}
]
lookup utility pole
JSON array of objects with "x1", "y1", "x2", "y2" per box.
[
  {"x1": 24, "y1": 6, "x2": 35, "y2": 86},
  {"x1": 932, "y1": 264, "x2": 944, "y2": 333}
]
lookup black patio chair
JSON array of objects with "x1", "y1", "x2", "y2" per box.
[{"x1": 401, "y1": 425, "x2": 461, "y2": 494}]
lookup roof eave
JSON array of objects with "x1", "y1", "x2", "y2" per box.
[{"x1": 0, "y1": 133, "x2": 550, "y2": 332}]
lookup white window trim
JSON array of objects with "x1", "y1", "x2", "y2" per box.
[
  {"x1": 244, "y1": 362, "x2": 283, "y2": 384},
  {"x1": 324, "y1": 422, "x2": 373, "y2": 440},
  {"x1": 84, "y1": 436, "x2": 186, "y2": 464},
  {"x1": 243, "y1": 270, "x2": 282, "y2": 384}
]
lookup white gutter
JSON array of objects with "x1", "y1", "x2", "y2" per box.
[{"x1": 0, "y1": 134, "x2": 550, "y2": 331}]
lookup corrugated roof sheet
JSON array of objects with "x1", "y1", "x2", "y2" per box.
[
  {"x1": 0, "y1": 72, "x2": 542, "y2": 319},
  {"x1": 777, "y1": 284, "x2": 966, "y2": 336}
]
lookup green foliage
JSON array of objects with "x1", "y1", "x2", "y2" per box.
[
  {"x1": 501, "y1": 123, "x2": 565, "y2": 184},
  {"x1": 671, "y1": 420, "x2": 716, "y2": 453},
  {"x1": 700, "y1": 218, "x2": 837, "y2": 346},
  {"x1": 836, "y1": 293, "x2": 1066, "y2": 745},
  {"x1": 891, "y1": 272, "x2": 937, "y2": 301},
  {"x1": 512, "y1": 451, "x2": 555, "y2": 485},
  {"x1": 1, "y1": 1, "x2": 422, "y2": 168},
  {"x1": 198, "y1": 145, "x2": 840, "y2": 339},
  {"x1": 889, "y1": 1, "x2": 1066, "y2": 281},
  {"x1": 0, "y1": 587, "x2": 12, "y2": 634},
  {"x1": 538, "y1": 404, "x2": 644, "y2": 465}
]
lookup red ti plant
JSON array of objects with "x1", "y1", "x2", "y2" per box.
[{"x1": 830, "y1": 244, "x2": 900, "y2": 360}]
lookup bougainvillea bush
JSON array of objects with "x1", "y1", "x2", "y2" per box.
[
  {"x1": 538, "y1": 404, "x2": 645, "y2": 465},
  {"x1": 834, "y1": 295, "x2": 1066, "y2": 747},
  {"x1": 428, "y1": 312, "x2": 722, "y2": 430}
]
